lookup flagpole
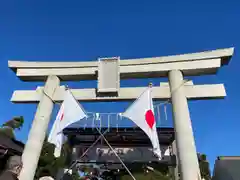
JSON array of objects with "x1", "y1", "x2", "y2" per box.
[
  {"x1": 149, "y1": 82, "x2": 161, "y2": 158},
  {"x1": 148, "y1": 82, "x2": 153, "y2": 115}
]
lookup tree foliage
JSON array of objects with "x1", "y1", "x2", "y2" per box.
[
  {"x1": 2, "y1": 116, "x2": 24, "y2": 130},
  {"x1": 118, "y1": 154, "x2": 211, "y2": 180},
  {"x1": 0, "y1": 117, "x2": 212, "y2": 180},
  {"x1": 198, "y1": 153, "x2": 211, "y2": 180},
  {"x1": 0, "y1": 116, "x2": 24, "y2": 173},
  {"x1": 34, "y1": 138, "x2": 73, "y2": 180},
  {"x1": 0, "y1": 116, "x2": 24, "y2": 139},
  {"x1": 0, "y1": 116, "x2": 75, "y2": 179}
]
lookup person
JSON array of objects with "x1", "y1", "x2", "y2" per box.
[
  {"x1": 39, "y1": 176, "x2": 54, "y2": 180},
  {"x1": 62, "y1": 172, "x2": 73, "y2": 180},
  {"x1": 0, "y1": 155, "x2": 22, "y2": 180}
]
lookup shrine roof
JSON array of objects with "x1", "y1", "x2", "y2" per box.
[{"x1": 63, "y1": 127, "x2": 175, "y2": 146}]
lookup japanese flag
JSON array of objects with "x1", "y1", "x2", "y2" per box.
[
  {"x1": 122, "y1": 88, "x2": 161, "y2": 159},
  {"x1": 48, "y1": 89, "x2": 87, "y2": 157}
]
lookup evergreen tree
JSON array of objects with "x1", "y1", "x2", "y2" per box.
[
  {"x1": 0, "y1": 116, "x2": 24, "y2": 139},
  {"x1": 198, "y1": 154, "x2": 211, "y2": 180},
  {"x1": 0, "y1": 116, "x2": 24, "y2": 172},
  {"x1": 34, "y1": 138, "x2": 73, "y2": 180}
]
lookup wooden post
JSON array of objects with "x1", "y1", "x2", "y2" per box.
[{"x1": 19, "y1": 75, "x2": 60, "y2": 180}]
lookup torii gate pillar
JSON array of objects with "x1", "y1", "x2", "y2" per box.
[
  {"x1": 8, "y1": 47, "x2": 234, "y2": 180},
  {"x1": 19, "y1": 75, "x2": 60, "y2": 180},
  {"x1": 169, "y1": 70, "x2": 201, "y2": 180}
]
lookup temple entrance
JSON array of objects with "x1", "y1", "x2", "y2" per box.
[{"x1": 8, "y1": 48, "x2": 234, "y2": 180}]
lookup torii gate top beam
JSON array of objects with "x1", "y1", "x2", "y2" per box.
[{"x1": 8, "y1": 48, "x2": 234, "y2": 81}]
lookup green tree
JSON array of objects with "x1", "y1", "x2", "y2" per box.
[
  {"x1": 198, "y1": 154, "x2": 211, "y2": 180},
  {"x1": 34, "y1": 138, "x2": 75, "y2": 180},
  {"x1": 0, "y1": 116, "x2": 24, "y2": 139},
  {"x1": 0, "y1": 116, "x2": 76, "y2": 179},
  {"x1": 0, "y1": 116, "x2": 24, "y2": 172}
]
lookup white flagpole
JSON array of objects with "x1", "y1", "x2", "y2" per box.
[
  {"x1": 92, "y1": 114, "x2": 95, "y2": 130},
  {"x1": 164, "y1": 105, "x2": 168, "y2": 121},
  {"x1": 157, "y1": 105, "x2": 161, "y2": 126},
  {"x1": 107, "y1": 114, "x2": 110, "y2": 132}
]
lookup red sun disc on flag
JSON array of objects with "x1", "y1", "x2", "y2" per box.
[
  {"x1": 145, "y1": 110, "x2": 155, "y2": 129},
  {"x1": 60, "y1": 113, "x2": 64, "y2": 121}
]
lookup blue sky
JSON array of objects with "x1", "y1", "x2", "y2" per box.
[{"x1": 0, "y1": 0, "x2": 240, "y2": 171}]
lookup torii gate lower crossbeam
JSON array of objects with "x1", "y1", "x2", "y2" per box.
[{"x1": 9, "y1": 48, "x2": 233, "y2": 180}]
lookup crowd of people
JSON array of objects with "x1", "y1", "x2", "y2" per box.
[
  {"x1": 0, "y1": 156, "x2": 22, "y2": 180},
  {"x1": 0, "y1": 156, "x2": 56, "y2": 180},
  {"x1": 0, "y1": 156, "x2": 104, "y2": 180}
]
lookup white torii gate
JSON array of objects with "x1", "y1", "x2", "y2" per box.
[{"x1": 8, "y1": 47, "x2": 234, "y2": 180}]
